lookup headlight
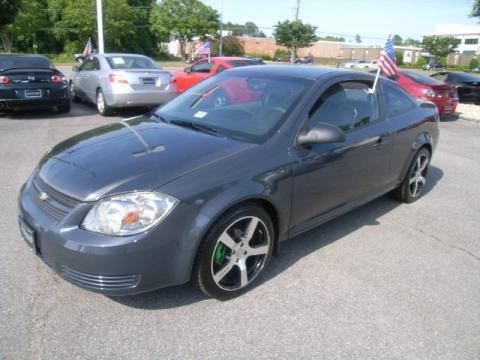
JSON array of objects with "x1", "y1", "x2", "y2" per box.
[{"x1": 82, "y1": 192, "x2": 178, "y2": 236}]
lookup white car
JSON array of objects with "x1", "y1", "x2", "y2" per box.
[{"x1": 343, "y1": 60, "x2": 378, "y2": 69}]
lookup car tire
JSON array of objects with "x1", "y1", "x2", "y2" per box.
[
  {"x1": 96, "y1": 89, "x2": 113, "y2": 116},
  {"x1": 69, "y1": 81, "x2": 81, "y2": 102},
  {"x1": 193, "y1": 203, "x2": 274, "y2": 300},
  {"x1": 57, "y1": 101, "x2": 71, "y2": 114},
  {"x1": 391, "y1": 147, "x2": 431, "y2": 203}
]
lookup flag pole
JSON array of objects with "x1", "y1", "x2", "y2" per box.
[{"x1": 370, "y1": 67, "x2": 381, "y2": 94}]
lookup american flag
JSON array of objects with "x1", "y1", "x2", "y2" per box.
[
  {"x1": 378, "y1": 37, "x2": 398, "y2": 77},
  {"x1": 195, "y1": 40, "x2": 211, "y2": 55},
  {"x1": 82, "y1": 37, "x2": 93, "y2": 58}
]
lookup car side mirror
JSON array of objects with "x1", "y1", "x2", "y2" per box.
[
  {"x1": 72, "y1": 65, "x2": 80, "y2": 72},
  {"x1": 184, "y1": 67, "x2": 192, "y2": 73},
  {"x1": 297, "y1": 122, "x2": 346, "y2": 147}
]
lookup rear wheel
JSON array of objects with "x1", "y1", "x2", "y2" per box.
[
  {"x1": 96, "y1": 89, "x2": 113, "y2": 116},
  {"x1": 193, "y1": 204, "x2": 274, "y2": 300},
  {"x1": 57, "y1": 101, "x2": 71, "y2": 114},
  {"x1": 391, "y1": 147, "x2": 431, "y2": 203}
]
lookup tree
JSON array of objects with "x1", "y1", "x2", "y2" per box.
[
  {"x1": 392, "y1": 34, "x2": 403, "y2": 46},
  {"x1": 150, "y1": 0, "x2": 219, "y2": 59},
  {"x1": 273, "y1": 20, "x2": 317, "y2": 62},
  {"x1": 421, "y1": 36, "x2": 461, "y2": 58},
  {"x1": 404, "y1": 38, "x2": 421, "y2": 47},
  {"x1": 317, "y1": 35, "x2": 345, "y2": 42},
  {"x1": 354, "y1": 34, "x2": 362, "y2": 43},
  {"x1": 0, "y1": 0, "x2": 22, "y2": 52},
  {"x1": 213, "y1": 36, "x2": 244, "y2": 56},
  {"x1": 472, "y1": 0, "x2": 480, "y2": 17}
]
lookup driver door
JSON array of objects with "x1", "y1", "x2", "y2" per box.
[{"x1": 290, "y1": 80, "x2": 393, "y2": 235}]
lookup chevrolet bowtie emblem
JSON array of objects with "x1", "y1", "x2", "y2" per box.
[{"x1": 39, "y1": 192, "x2": 49, "y2": 201}]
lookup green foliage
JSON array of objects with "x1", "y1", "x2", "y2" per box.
[
  {"x1": 273, "y1": 20, "x2": 317, "y2": 55},
  {"x1": 220, "y1": 36, "x2": 244, "y2": 56},
  {"x1": 404, "y1": 38, "x2": 421, "y2": 47},
  {"x1": 421, "y1": 36, "x2": 460, "y2": 58},
  {"x1": 354, "y1": 34, "x2": 362, "y2": 43},
  {"x1": 392, "y1": 34, "x2": 403, "y2": 45},
  {"x1": 469, "y1": 58, "x2": 480, "y2": 69},
  {"x1": 223, "y1": 21, "x2": 265, "y2": 37},
  {"x1": 150, "y1": 0, "x2": 219, "y2": 57},
  {"x1": 438, "y1": 57, "x2": 447, "y2": 66},
  {"x1": 274, "y1": 48, "x2": 289, "y2": 58},
  {"x1": 0, "y1": 0, "x2": 21, "y2": 28},
  {"x1": 395, "y1": 50, "x2": 404, "y2": 66},
  {"x1": 472, "y1": 0, "x2": 480, "y2": 17},
  {"x1": 317, "y1": 35, "x2": 345, "y2": 42},
  {"x1": 416, "y1": 56, "x2": 427, "y2": 67},
  {"x1": 246, "y1": 53, "x2": 271, "y2": 60}
]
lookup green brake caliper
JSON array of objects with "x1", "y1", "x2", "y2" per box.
[{"x1": 214, "y1": 243, "x2": 227, "y2": 265}]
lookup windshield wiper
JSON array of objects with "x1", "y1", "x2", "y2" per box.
[
  {"x1": 170, "y1": 119, "x2": 224, "y2": 137},
  {"x1": 148, "y1": 112, "x2": 166, "y2": 122}
]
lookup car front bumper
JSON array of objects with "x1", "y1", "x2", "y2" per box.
[{"x1": 17, "y1": 173, "x2": 208, "y2": 296}]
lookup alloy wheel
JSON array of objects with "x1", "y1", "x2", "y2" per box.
[
  {"x1": 97, "y1": 91, "x2": 105, "y2": 113},
  {"x1": 409, "y1": 153, "x2": 429, "y2": 198},
  {"x1": 211, "y1": 216, "x2": 271, "y2": 291}
]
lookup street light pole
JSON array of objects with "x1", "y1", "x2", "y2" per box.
[
  {"x1": 219, "y1": 0, "x2": 224, "y2": 56},
  {"x1": 96, "y1": 0, "x2": 105, "y2": 53}
]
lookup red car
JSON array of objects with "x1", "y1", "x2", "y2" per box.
[
  {"x1": 173, "y1": 57, "x2": 262, "y2": 93},
  {"x1": 394, "y1": 70, "x2": 458, "y2": 115}
]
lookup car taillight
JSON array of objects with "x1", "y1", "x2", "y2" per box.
[
  {"x1": 422, "y1": 88, "x2": 436, "y2": 98},
  {"x1": 0, "y1": 75, "x2": 10, "y2": 84},
  {"x1": 51, "y1": 75, "x2": 62, "y2": 83},
  {"x1": 108, "y1": 74, "x2": 128, "y2": 84}
]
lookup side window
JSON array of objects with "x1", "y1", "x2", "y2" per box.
[
  {"x1": 308, "y1": 81, "x2": 379, "y2": 132},
  {"x1": 192, "y1": 60, "x2": 213, "y2": 73},
  {"x1": 446, "y1": 74, "x2": 456, "y2": 82},
  {"x1": 80, "y1": 59, "x2": 94, "y2": 71},
  {"x1": 216, "y1": 64, "x2": 227, "y2": 73},
  {"x1": 93, "y1": 58, "x2": 101, "y2": 70},
  {"x1": 383, "y1": 84, "x2": 415, "y2": 117}
]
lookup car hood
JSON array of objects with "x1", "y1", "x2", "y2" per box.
[{"x1": 38, "y1": 116, "x2": 254, "y2": 201}]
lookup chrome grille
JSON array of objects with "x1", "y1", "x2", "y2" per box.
[{"x1": 30, "y1": 174, "x2": 79, "y2": 221}]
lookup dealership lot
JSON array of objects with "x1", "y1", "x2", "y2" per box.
[{"x1": 1, "y1": 103, "x2": 479, "y2": 359}]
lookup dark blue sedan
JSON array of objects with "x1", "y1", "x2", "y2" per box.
[{"x1": 18, "y1": 65, "x2": 439, "y2": 300}]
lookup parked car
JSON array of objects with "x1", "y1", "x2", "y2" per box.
[
  {"x1": 245, "y1": 56, "x2": 265, "y2": 64},
  {"x1": 18, "y1": 66, "x2": 439, "y2": 300},
  {"x1": 431, "y1": 71, "x2": 480, "y2": 104},
  {"x1": 69, "y1": 53, "x2": 176, "y2": 116},
  {"x1": 422, "y1": 60, "x2": 446, "y2": 71},
  {"x1": 392, "y1": 70, "x2": 458, "y2": 115},
  {"x1": 173, "y1": 56, "x2": 263, "y2": 93},
  {"x1": 294, "y1": 55, "x2": 314, "y2": 64},
  {"x1": 0, "y1": 54, "x2": 70, "y2": 113},
  {"x1": 342, "y1": 59, "x2": 377, "y2": 69}
]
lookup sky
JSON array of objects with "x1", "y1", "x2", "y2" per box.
[{"x1": 201, "y1": 0, "x2": 479, "y2": 44}]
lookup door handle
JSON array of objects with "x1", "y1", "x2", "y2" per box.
[{"x1": 373, "y1": 134, "x2": 390, "y2": 150}]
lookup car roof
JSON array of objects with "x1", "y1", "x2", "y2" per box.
[
  {"x1": 0, "y1": 53, "x2": 49, "y2": 59},
  {"x1": 99, "y1": 53, "x2": 151, "y2": 58},
  {"x1": 227, "y1": 64, "x2": 371, "y2": 80}
]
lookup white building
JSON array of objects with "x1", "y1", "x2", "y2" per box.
[{"x1": 423, "y1": 24, "x2": 480, "y2": 55}]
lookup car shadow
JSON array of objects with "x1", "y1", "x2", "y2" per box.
[
  {"x1": 109, "y1": 166, "x2": 443, "y2": 309},
  {"x1": 441, "y1": 113, "x2": 460, "y2": 122}
]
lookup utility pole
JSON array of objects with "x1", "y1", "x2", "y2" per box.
[
  {"x1": 219, "y1": 0, "x2": 224, "y2": 56},
  {"x1": 96, "y1": 0, "x2": 104, "y2": 53},
  {"x1": 291, "y1": 0, "x2": 300, "y2": 63}
]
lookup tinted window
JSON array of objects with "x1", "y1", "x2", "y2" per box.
[
  {"x1": 191, "y1": 60, "x2": 213, "y2": 73},
  {"x1": 0, "y1": 55, "x2": 54, "y2": 71},
  {"x1": 156, "y1": 72, "x2": 312, "y2": 143},
  {"x1": 384, "y1": 84, "x2": 415, "y2": 117},
  {"x1": 309, "y1": 81, "x2": 379, "y2": 132},
  {"x1": 403, "y1": 70, "x2": 442, "y2": 85},
  {"x1": 432, "y1": 73, "x2": 448, "y2": 81},
  {"x1": 80, "y1": 59, "x2": 95, "y2": 71},
  {"x1": 453, "y1": 73, "x2": 480, "y2": 82},
  {"x1": 105, "y1": 55, "x2": 160, "y2": 69},
  {"x1": 93, "y1": 58, "x2": 101, "y2": 70},
  {"x1": 216, "y1": 64, "x2": 227, "y2": 73}
]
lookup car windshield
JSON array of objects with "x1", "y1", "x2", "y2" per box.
[
  {"x1": 105, "y1": 55, "x2": 161, "y2": 69},
  {"x1": 403, "y1": 70, "x2": 442, "y2": 84},
  {"x1": 155, "y1": 71, "x2": 313, "y2": 143},
  {"x1": 454, "y1": 73, "x2": 480, "y2": 82},
  {"x1": 0, "y1": 56, "x2": 54, "y2": 71}
]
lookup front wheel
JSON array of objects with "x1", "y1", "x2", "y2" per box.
[
  {"x1": 391, "y1": 148, "x2": 431, "y2": 203},
  {"x1": 193, "y1": 204, "x2": 274, "y2": 300}
]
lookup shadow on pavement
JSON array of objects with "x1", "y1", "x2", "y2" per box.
[
  {"x1": 110, "y1": 166, "x2": 444, "y2": 310},
  {"x1": 441, "y1": 113, "x2": 460, "y2": 122}
]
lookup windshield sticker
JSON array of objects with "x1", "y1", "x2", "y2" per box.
[
  {"x1": 112, "y1": 57, "x2": 125, "y2": 65},
  {"x1": 194, "y1": 111, "x2": 208, "y2": 119}
]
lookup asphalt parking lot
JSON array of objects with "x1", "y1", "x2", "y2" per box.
[{"x1": 1, "y1": 101, "x2": 479, "y2": 359}]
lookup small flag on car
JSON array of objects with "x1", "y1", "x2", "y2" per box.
[
  {"x1": 378, "y1": 36, "x2": 399, "y2": 77},
  {"x1": 82, "y1": 37, "x2": 93, "y2": 58},
  {"x1": 195, "y1": 40, "x2": 211, "y2": 55}
]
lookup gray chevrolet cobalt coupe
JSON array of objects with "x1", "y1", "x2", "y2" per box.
[{"x1": 18, "y1": 66, "x2": 439, "y2": 300}]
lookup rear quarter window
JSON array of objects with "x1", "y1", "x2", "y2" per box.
[{"x1": 383, "y1": 83, "x2": 416, "y2": 118}]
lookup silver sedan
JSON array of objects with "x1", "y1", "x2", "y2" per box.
[{"x1": 70, "y1": 53, "x2": 177, "y2": 115}]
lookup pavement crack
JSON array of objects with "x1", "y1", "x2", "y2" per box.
[{"x1": 394, "y1": 219, "x2": 480, "y2": 263}]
